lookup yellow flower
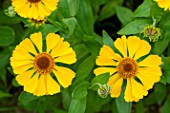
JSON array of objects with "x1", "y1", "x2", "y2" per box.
[
  {"x1": 94, "y1": 35, "x2": 162, "y2": 102},
  {"x1": 155, "y1": 0, "x2": 170, "y2": 11},
  {"x1": 12, "y1": 0, "x2": 59, "y2": 20},
  {"x1": 10, "y1": 32, "x2": 77, "y2": 96}
]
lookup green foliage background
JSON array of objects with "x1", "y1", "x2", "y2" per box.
[{"x1": 0, "y1": 0, "x2": 170, "y2": 113}]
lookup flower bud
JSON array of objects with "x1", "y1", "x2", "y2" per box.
[
  {"x1": 97, "y1": 84, "x2": 111, "y2": 98},
  {"x1": 4, "y1": 6, "x2": 16, "y2": 17}
]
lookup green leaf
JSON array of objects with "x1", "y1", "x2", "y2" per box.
[
  {"x1": 61, "y1": 89, "x2": 72, "y2": 110},
  {"x1": 84, "y1": 40, "x2": 101, "y2": 56},
  {"x1": 117, "y1": 18, "x2": 152, "y2": 35},
  {"x1": 73, "y1": 44, "x2": 89, "y2": 60},
  {"x1": 68, "y1": 97, "x2": 87, "y2": 113},
  {"x1": 0, "y1": 90, "x2": 12, "y2": 99},
  {"x1": 62, "y1": 17, "x2": 77, "y2": 37},
  {"x1": 98, "y1": 0, "x2": 123, "y2": 21},
  {"x1": 116, "y1": 6, "x2": 133, "y2": 25},
  {"x1": 163, "y1": 71, "x2": 170, "y2": 84},
  {"x1": 0, "y1": 49, "x2": 11, "y2": 69},
  {"x1": 76, "y1": 55, "x2": 96, "y2": 79},
  {"x1": 12, "y1": 78, "x2": 20, "y2": 87},
  {"x1": 72, "y1": 82, "x2": 90, "y2": 99},
  {"x1": 152, "y1": 33, "x2": 170, "y2": 55},
  {"x1": 57, "y1": 0, "x2": 70, "y2": 18},
  {"x1": 18, "y1": 91, "x2": 38, "y2": 103},
  {"x1": 133, "y1": 0, "x2": 153, "y2": 17},
  {"x1": 0, "y1": 67, "x2": 7, "y2": 86},
  {"x1": 154, "y1": 83, "x2": 167, "y2": 105},
  {"x1": 0, "y1": 26, "x2": 15, "y2": 47},
  {"x1": 161, "y1": 95, "x2": 170, "y2": 113},
  {"x1": 76, "y1": 0, "x2": 94, "y2": 35},
  {"x1": 162, "y1": 57, "x2": 170, "y2": 71},
  {"x1": 68, "y1": 0, "x2": 80, "y2": 16},
  {"x1": 0, "y1": 11, "x2": 21, "y2": 25},
  {"x1": 115, "y1": 91, "x2": 132, "y2": 113},
  {"x1": 135, "y1": 100, "x2": 144, "y2": 113},
  {"x1": 103, "y1": 30, "x2": 114, "y2": 49},
  {"x1": 90, "y1": 0, "x2": 109, "y2": 5},
  {"x1": 91, "y1": 73, "x2": 110, "y2": 90}
]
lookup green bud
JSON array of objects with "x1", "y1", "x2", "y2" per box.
[
  {"x1": 4, "y1": 6, "x2": 16, "y2": 17},
  {"x1": 97, "y1": 84, "x2": 111, "y2": 98},
  {"x1": 143, "y1": 25, "x2": 161, "y2": 42}
]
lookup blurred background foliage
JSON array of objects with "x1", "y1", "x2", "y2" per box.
[{"x1": 0, "y1": 0, "x2": 170, "y2": 113}]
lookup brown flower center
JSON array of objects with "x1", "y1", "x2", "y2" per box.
[
  {"x1": 117, "y1": 58, "x2": 138, "y2": 78},
  {"x1": 28, "y1": 0, "x2": 41, "y2": 3},
  {"x1": 34, "y1": 52, "x2": 54, "y2": 74}
]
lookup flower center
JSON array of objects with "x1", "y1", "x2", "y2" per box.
[
  {"x1": 117, "y1": 58, "x2": 138, "y2": 78},
  {"x1": 28, "y1": 0, "x2": 41, "y2": 3},
  {"x1": 34, "y1": 52, "x2": 54, "y2": 74}
]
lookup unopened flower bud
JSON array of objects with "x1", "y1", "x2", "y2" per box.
[
  {"x1": 97, "y1": 84, "x2": 111, "y2": 98},
  {"x1": 4, "y1": 6, "x2": 16, "y2": 17}
]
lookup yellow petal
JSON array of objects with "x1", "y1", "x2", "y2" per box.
[
  {"x1": 138, "y1": 55, "x2": 162, "y2": 67},
  {"x1": 46, "y1": 33, "x2": 60, "y2": 53},
  {"x1": 50, "y1": 38, "x2": 64, "y2": 57},
  {"x1": 24, "y1": 73, "x2": 39, "y2": 94},
  {"x1": 137, "y1": 67, "x2": 162, "y2": 90},
  {"x1": 124, "y1": 79, "x2": 139, "y2": 102},
  {"x1": 127, "y1": 36, "x2": 141, "y2": 58},
  {"x1": 33, "y1": 74, "x2": 47, "y2": 96},
  {"x1": 94, "y1": 67, "x2": 117, "y2": 76},
  {"x1": 10, "y1": 58, "x2": 33, "y2": 68},
  {"x1": 131, "y1": 78, "x2": 148, "y2": 99},
  {"x1": 30, "y1": 32, "x2": 43, "y2": 53},
  {"x1": 20, "y1": 38, "x2": 37, "y2": 55},
  {"x1": 114, "y1": 35, "x2": 127, "y2": 58},
  {"x1": 99, "y1": 45, "x2": 122, "y2": 61},
  {"x1": 12, "y1": 45, "x2": 34, "y2": 60},
  {"x1": 46, "y1": 74, "x2": 60, "y2": 95},
  {"x1": 53, "y1": 66, "x2": 75, "y2": 88},
  {"x1": 109, "y1": 77, "x2": 123, "y2": 98},
  {"x1": 13, "y1": 64, "x2": 33, "y2": 74},
  {"x1": 134, "y1": 40, "x2": 151, "y2": 60},
  {"x1": 108, "y1": 73, "x2": 120, "y2": 85},
  {"x1": 96, "y1": 56, "x2": 118, "y2": 66},
  {"x1": 16, "y1": 69, "x2": 35, "y2": 85},
  {"x1": 54, "y1": 50, "x2": 76, "y2": 64}
]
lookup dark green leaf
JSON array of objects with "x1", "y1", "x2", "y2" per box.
[
  {"x1": 0, "y1": 26, "x2": 15, "y2": 47},
  {"x1": 68, "y1": 97, "x2": 87, "y2": 113},
  {"x1": 76, "y1": 0, "x2": 94, "y2": 35},
  {"x1": 154, "y1": 83, "x2": 167, "y2": 105},
  {"x1": 68, "y1": 0, "x2": 80, "y2": 16},
  {"x1": 116, "y1": 6, "x2": 133, "y2": 25},
  {"x1": 115, "y1": 91, "x2": 132, "y2": 113},
  {"x1": 91, "y1": 73, "x2": 110, "y2": 90},
  {"x1": 62, "y1": 17, "x2": 77, "y2": 36},
  {"x1": 98, "y1": 0, "x2": 123, "y2": 21},
  {"x1": 72, "y1": 82, "x2": 90, "y2": 99},
  {"x1": 135, "y1": 100, "x2": 144, "y2": 113},
  {"x1": 18, "y1": 91, "x2": 38, "y2": 103},
  {"x1": 161, "y1": 95, "x2": 170, "y2": 113},
  {"x1": 117, "y1": 18, "x2": 152, "y2": 35},
  {"x1": 133, "y1": 0, "x2": 153, "y2": 17},
  {"x1": 103, "y1": 30, "x2": 114, "y2": 49}
]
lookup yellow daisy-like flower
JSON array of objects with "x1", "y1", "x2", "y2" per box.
[
  {"x1": 12, "y1": 0, "x2": 59, "y2": 20},
  {"x1": 94, "y1": 35, "x2": 162, "y2": 102},
  {"x1": 10, "y1": 32, "x2": 76, "y2": 96},
  {"x1": 155, "y1": 0, "x2": 170, "y2": 11}
]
